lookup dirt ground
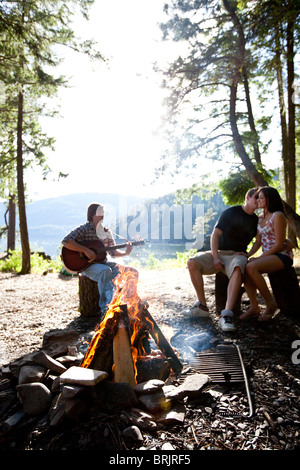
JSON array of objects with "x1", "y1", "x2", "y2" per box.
[
  {"x1": 0, "y1": 266, "x2": 300, "y2": 451},
  {"x1": 0, "y1": 267, "x2": 198, "y2": 365}
]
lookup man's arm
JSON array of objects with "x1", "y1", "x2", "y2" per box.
[
  {"x1": 246, "y1": 236, "x2": 261, "y2": 259},
  {"x1": 110, "y1": 242, "x2": 133, "y2": 258},
  {"x1": 63, "y1": 239, "x2": 97, "y2": 261},
  {"x1": 210, "y1": 227, "x2": 224, "y2": 271}
]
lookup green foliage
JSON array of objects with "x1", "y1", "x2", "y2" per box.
[
  {"x1": 0, "y1": 250, "x2": 62, "y2": 274},
  {"x1": 0, "y1": 0, "x2": 103, "y2": 202},
  {"x1": 145, "y1": 254, "x2": 161, "y2": 270},
  {"x1": 218, "y1": 167, "x2": 277, "y2": 205},
  {"x1": 174, "y1": 181, "x2": 220, "y2": 205},
  {"x1": 128, "y1": 249, "x2": 197, "y2": 271},
  {"x1": 158, "y1": 0, "x2": 299, "y2": 213}
]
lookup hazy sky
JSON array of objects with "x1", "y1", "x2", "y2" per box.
[
  {"x1": 27, "y1": 0, "x2": 190, "y2": 201},
  {"x1": 27, "y1": 0, "x2": 281, "y2": 202}
]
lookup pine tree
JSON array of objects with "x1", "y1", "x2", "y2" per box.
[
  {"x1": 159, "y1": 0, "x2": 300, "y2": 237},
  {"x1": 0, "y1": 0, "x2": 103, "y2": 272}
]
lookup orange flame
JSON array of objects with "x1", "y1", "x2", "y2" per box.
[{"x1": 81, "y1": 265, "x2": 142, "y2": 382}]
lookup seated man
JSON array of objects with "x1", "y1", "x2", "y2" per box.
[
  {"x1": 61, "y1": 202, "x2": 138, "y2": 315},
  {"x1": 184, "y1": 188, "x2": 259, "y2": 331}
]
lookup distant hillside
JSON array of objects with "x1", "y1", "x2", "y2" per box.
[
  {"x1": 0, "y1": 191, "x2": 226, "y2": 259},
  {"x1": 0, "y1": 192, "x2": 145, "y2": 258}
]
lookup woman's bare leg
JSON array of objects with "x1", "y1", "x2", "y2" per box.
[{"x1": 245, "y1": 255, "x2": 284, "y2": 318}]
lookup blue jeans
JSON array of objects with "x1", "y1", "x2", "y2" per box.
[{"x1": 82, "y1": 261, "x2": 120, "y2": 312}]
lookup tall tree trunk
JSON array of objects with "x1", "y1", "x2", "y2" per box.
[
  {"x1": 286, "y1": 20, "x2": 296, "y2": 209},
  {"x1": 286, "y1": 18, "x2": 296, "y2": 243},
  {"x1": 275, "y1": 28, "x2": 288, "y2": 193},
  {"x1": 242, "y1": 67, "x2": 262, "y2": 165},
  {"x1": 229, "y1": 83, "x2": 268, "y2": 186},
  {"x1": 17, "y1": 90, "x2": 31, "y2": 274},
  {"x1": 223, "y1": 0, "x2": 267, "y2": 187},
  {"x1": 223, "y1": 0, "x2": 300, "y2": 239},
  {"x1": 7, "y1": 193, "x2": 16, "y2": 252}
]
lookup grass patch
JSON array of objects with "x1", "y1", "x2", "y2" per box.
[
  {"x1": 1, "y1": 247, "x2": 298, "y2": 274},
  {"x1": 0, "y1": 250, "x2": 62, "y2": 274}
]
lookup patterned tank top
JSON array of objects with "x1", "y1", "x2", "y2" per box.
[{"x1": 257, "y1": 212, "x2": 293, "y2": 259}]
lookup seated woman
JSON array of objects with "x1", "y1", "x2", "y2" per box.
[{"x1": 240, "y1": 186, "x2": 293, "y2": 322}]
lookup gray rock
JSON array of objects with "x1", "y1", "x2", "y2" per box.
[
  {"x1": 42, "y1": 329, "x2": 80, "y2": 349},
  {"x1": 18, "y1": 365, "x2": 45, "y2": 385},
  {"x1": 64, "y1": 397, "x2": 89, "y2": 421},
  {"x1": 185, "y1": 333, "x2": 211, "y2": 351},
  {"x1": 158, "y1": 402, "x2": 186, "y2": 424},
  {"x1": 48, "y1": 393, "x2": 66, "y2": 427},
  {"x1": 33, "y1": 350, "x2": 67, "y2": 374},
  {"x1": 161, "y1": 442, "x2": 175, "y2": 450},
  {"x1": 165, "y1": 373, "x2": 211, "y2": 399},
  {"x1": 137, "y1": 388, "x2": 173, "y2": 413},
  {"x1": 61, "y1": 384, "x2": 88, "y2": 399},
  {"x1": 134, "y1": 379, "x2": 165, "y2": 395},
  {"x1": 16, "y1": 382, "x2": 52, "y2": 415},
  {"x1": 122, "y1": 425, "x2": 143, "y2": 442},
  {"x1": 59, "y1": 366, "x2": 108, "y2": 386}
]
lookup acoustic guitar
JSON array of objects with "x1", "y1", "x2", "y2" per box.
[{"x1": 61, "y1": 239, "x2": 145, "y2": 274}]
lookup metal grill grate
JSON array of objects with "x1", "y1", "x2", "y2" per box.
[
  {"x1": 185, "y1": 342, "x2": 254, "y2": 418},
  {"x1": 189, "y1": 343, "x2": 244, "y2": 383}
]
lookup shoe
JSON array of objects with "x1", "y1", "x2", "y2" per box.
[
  {"x1": 218, "y1": 310, "x2": 236, "y2": 331},
  {"x1": 239, "y1": 308, "x2": 260, "y2": 320},
  {"x1": 258, "y1": 304, "x2": 279, "y2": 322},
  {"x1": 182, "y1": 301, "x2": 210, "y2": 318}
]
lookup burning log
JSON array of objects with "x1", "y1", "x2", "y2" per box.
[
  {"x1": 80, "y1": 266, "x2": 183, "y2": 386},
  {"x1": 137, "y1": 302, "x2": 183, "y2": 376},
  {"x1": 112, "y1": 304, "x2": 136, "y2": 388},
  {"x1": 113, "y1": 319, "x2": 136, "y2": 388},
  {"x1": 80, "y1": 308, "x2": 124, "y2": 374}
]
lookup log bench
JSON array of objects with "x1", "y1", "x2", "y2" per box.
[
  {"x1": 215, "y1": 267, "x2": 300, "y2": 317},
  {"x1": 268, "y1": 267, "x2": 300, "y2": 317},
  {"x1": 78, "y1": 274, "x2": 100, "y2": 317}
]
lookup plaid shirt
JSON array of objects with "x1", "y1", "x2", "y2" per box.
[{"x1": 62, "y1": 221, "x2": 116, "y2": 250}]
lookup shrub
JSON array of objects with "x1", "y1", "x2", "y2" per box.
[{"x1": 0, "y1": 250, "x2": 62, "y2": 274}]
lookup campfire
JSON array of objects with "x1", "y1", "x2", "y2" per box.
[{"x1": 80, "y1": 266, "x2": 183, "y2": 385}]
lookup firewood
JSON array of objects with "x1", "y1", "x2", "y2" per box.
[
  {"x1": 137, "y1": 302, "x2": 183, "y2": 376},
  {"x1": 81, "y1": 309, "x2": 123, "y2": 374},
  {"x1": 113, "y1": 320, "x2": 136, "y2": 388}
]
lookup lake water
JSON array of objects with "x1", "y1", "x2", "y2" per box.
[
  {"x1": 0, "y1": 240, "x2": 191, "y2": 266},
  {"x1": 129, "y1": 242, "x2": 189, "y2": 264}
]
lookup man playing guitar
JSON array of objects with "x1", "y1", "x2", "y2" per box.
[{"x1": 61, "y1": 203, "x2": 139, "y2": 315}]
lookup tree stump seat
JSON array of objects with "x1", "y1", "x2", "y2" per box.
[
  {"x1": 78, "y1": 274, "x2": 100, "y2": 317},
  {"x1": 268, "y1": 266, "x2": 300, "y2": 317}
]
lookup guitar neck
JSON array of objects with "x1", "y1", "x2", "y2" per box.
[
  {"x1": 106, "y1": 243, "x2": 128, "y2": 252},
  {"x1": 105, "y1": 240, "x2": 144, "y2": 252}
]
